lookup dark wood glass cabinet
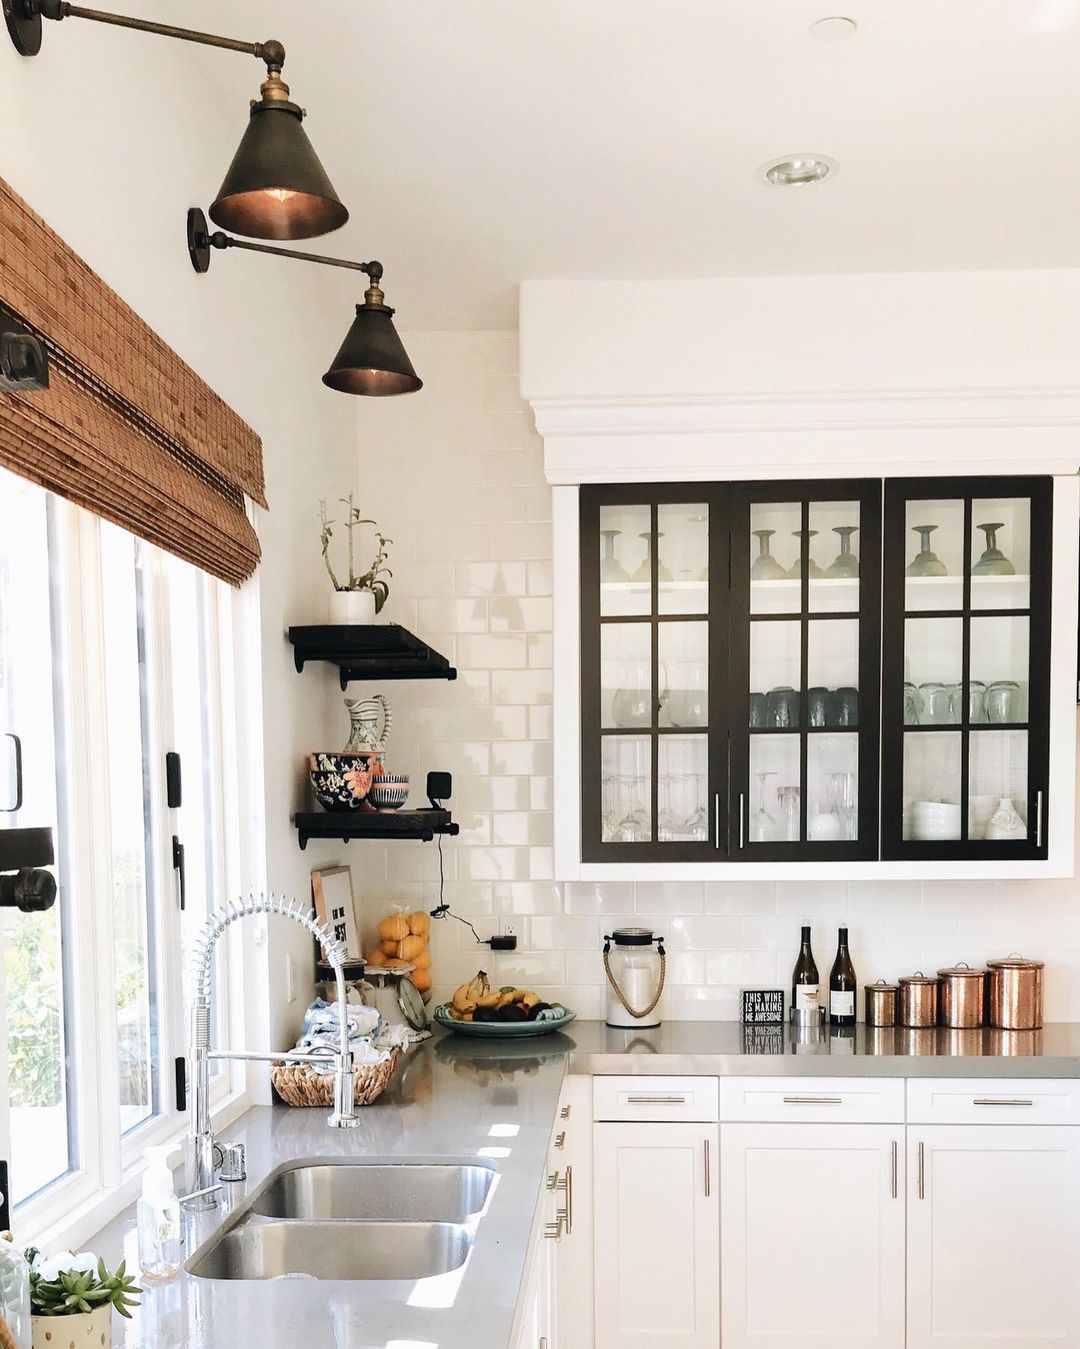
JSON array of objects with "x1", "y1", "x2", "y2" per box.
[{"x1": 579, "y1": 474, "x2": 1052, "y2": 865}]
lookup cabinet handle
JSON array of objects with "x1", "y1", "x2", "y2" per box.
[
  {"x1": 561, "y1": 1164, "x2": 573, "y2": 1234},
  {"x1": 560, "y1": 1104, "x2": 571, "y2": 1120},
  {"x1": 546, "y1": 1172, "x2": 558, "y2": 1191},
  {"x1": 544, "y1": 1218, "x2": 563, "y2": 1240},
  {"x1": 891, "y1": 1140, "x2": 898, "y2": 1200},
  {"x1": 973, "y1": 1098, "x2": 1033, "y2": 1107},
  {"x1": 703, "y1": 1139, "x2": 711, "y2": 1198},
  {"x1": 1036, "y1": 790, "x2": 1044, "y2": 848},
  {"x1": 782, "y1": 1095, "x2": 843, "y2": 1105},
  {"x1": 918, "y1": 1141, "x2": 925, "y2": 1200},
  {"x1": 554, "y1": 1131, "x2": 566, "y2": 1150},
  {"x1": 739, "y1": 793, "x2": 746, "y2": 849},
  {"x1": 626, "y1": 1094, "x2": 687, "y2": 1104},
  {"x1": 541, "y1": 1339, "x2": 548, "y2": 1349},
  {"x1": 714, "y1": 792, "x2": 720, "y2": 850}
]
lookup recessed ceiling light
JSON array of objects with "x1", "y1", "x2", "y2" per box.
[
  {"x1": 759, "y1": 154, "x2": 839, "y2": 187},
  {"x1": 809, "y1": 16, "x2": 858, "y2": 41}
]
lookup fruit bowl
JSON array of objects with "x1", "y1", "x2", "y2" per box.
[{"x1": 433, "y1": 1004, "x2": 576, "y2": 1037}]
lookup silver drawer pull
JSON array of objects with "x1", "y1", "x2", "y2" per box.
[
  {"x1": 554, "y1": 1131, "x2": 566, "y2": 1150},
  {"x1": 782, "y1": 1095, "x2": 843, "y2": 1105},
  {"x1": 891, "y1": 1140, "x2": 898, "y2": 1200},
  {"x1": 626, "y1": 1094, "x2": 687, "y2": 1104},
  {"x1": 973, "y1": 1098, "x2": 1034, "y2": 1107}
]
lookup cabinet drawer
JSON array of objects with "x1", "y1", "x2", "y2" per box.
[
  {"x1": 720, "y1": 1076, "x2": 905, "y2": 1123},
  {"x1": 907, "y1": 1078, "x2": 1080, "y2": 1125},
  {"x1": 593, "y1": 1075, "x2": 719, "y2": 1122}
]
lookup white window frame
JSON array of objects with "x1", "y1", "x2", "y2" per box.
[{"x1": 3, "y1": 494, "x2": 263, "y2": 1249}]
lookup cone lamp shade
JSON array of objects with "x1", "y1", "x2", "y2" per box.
[
  {"x1": 210, "y1": 101, "x2": 349, "y2": 241},
  {"x1": 323, "y1": 303, "x2": 423, "y2": 396}
]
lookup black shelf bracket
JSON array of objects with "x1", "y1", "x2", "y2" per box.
[{"x1": 288, "y1": 624, "x2": 457, "y2": 685}]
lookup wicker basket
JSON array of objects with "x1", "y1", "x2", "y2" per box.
[{"x1": 271, "y1": 1049, "x2": 401, "y2": 1108}]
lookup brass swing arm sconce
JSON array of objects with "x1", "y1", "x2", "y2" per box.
[
  {"x1": 4, "y1": 0, "x2": 348, "y2": 240},
  {"x1": 187, "y1": 209, "x2": 422, "y2": 396}
]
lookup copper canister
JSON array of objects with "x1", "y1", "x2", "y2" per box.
[
  {"x1": 987, "y1": 954, "x2": 1044, "y2": 1030},
  {"x1": 864, "y1": 980, "x2": 898, "y2": 1027},
  {"x1": 937, "y1": 962, "x2": 986, "y2": 1028},
  {"x1": 898, "y1": 971, "x2": 939, "y2": 1027}
]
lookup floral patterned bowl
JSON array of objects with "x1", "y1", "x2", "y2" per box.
[{"x1": 308, "y1": 752, "x2": 373, "y2": 811}]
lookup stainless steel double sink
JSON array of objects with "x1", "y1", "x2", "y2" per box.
[{"x1": 187, "y1": 1159, "x2": 497, "y2": 1282}]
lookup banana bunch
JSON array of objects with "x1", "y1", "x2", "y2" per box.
[
  {"x1": 448, "y1": 969, "x2": 549, "y2": 1023},
  {"x1": 450, "y1": 970, "x2": 491, "y2": 1020}
]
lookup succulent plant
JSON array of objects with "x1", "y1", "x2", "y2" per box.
[{"x1": 25, "y1": 1248, "x2": 140, "y2": 1318}]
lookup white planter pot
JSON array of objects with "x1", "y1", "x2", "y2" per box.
[
  {"x1": 32, "y1": 1304, "x2": 111, "y2": 1349},
  {"x1": 327, "y1": 589, "x2": 378, "y2": 624}
]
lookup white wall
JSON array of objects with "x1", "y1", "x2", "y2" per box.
[
  {"x1": 355, "y1": 329, "x2": 1080, "y2": 1022},
  {"x1": 0, "y1": 10, "x2": 359, "y2": 1055}
]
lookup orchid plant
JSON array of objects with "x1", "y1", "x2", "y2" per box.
[
  {"x1": 25, "y1": 1248, "x2": 140, "y2": 1318},
  {"x1": 319, "y1": 495, "x2": 392, "y2": 612}
]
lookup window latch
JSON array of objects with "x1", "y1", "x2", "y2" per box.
[{"x1": 172, "y1": 835, "x2": 186, "y2": 911}]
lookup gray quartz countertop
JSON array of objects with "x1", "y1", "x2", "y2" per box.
[{"x1": 90, "y1": 1021, "x2": 1080, "y2": 1348}]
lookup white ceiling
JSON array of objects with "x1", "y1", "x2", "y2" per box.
[{"x1": 171, "y1": 0, "x2": 1080, "y2": 327}]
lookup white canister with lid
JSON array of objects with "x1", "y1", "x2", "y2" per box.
[{"x1": 603, "y1": 928, "x2": 666, "y2": 1029}]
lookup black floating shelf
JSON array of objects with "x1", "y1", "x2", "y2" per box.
[
  {"x1": 288, "y1": 624, "x2": 457, "y2": 688},
  {"x1": 294, "y1": 808, "x2": 459, "y2": 851}
]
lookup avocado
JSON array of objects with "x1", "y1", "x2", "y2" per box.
[
  {"x1": 528, "y1": 1001, "x2": 552, "y2": 1020},
  {"x1": 497, "y1": 1004, "x2": 529, "y2": 1022}
]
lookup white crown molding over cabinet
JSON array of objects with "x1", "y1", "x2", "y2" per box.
[{"x1": 528, "y1": 270, "x2": 1080, "y2": 881}]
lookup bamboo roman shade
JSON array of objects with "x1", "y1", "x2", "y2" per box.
[{"x1": 0, "y1": 176, "x2": 265, "y2": 585}]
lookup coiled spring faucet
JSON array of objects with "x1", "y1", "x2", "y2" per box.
[{"x1": 187, "y1": 892, "x2": 359, "y2": 1208}]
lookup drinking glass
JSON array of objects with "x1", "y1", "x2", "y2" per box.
[
  {"x1": 831, "y1": 687, "x2": 859, "y2": 727},
  {"x1": 600, "y1": 529, "x2": 630, "y2": 583},
  {"x1": 826, "y1": 526, "x2": 859, "y2": 579},
  {"x1": 751, "y1": 529, "x2": 787, "y2": 580},
  {"x1": 765, "y1": 686, "x2": 800, "y2": 728},
  {"x1": 830, "y1": 771, "x2": 857, "y2": 841},
  {"x1": 907, "y1": 524, "x2": 948, "y2": 577},
  {"x1": 973, "y1": 523, "x2": 1016, "y2": 576},
  {"x1": 986, "y1": 680, "x2": 1021, "y2": 723},
  {"x1": 807, "y1": 686, "x2": 830, "y2": 728},
  {"x1": 903, "y1": 681, "x2": 924, "y2": 726},
  {"x1": 749, "y1": 692, "x2": 767, "y2": 728},
  {"x1": 749, "y1": 770, "x2": 782, "y2": 843},
  {"x1": 777, "y1": 785, "x2": 801, "y2": 842},
  {"x1": 968, "y1": 679, "x2": 987, "y2": 723}
]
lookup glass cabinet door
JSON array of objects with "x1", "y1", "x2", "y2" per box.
[
  {"x1": 881, "y1": 477, "x2": 1052, "y2": 860},
  {"x1": 729, "y1": 482, "x2": 882, "y2": 860},
  {"x1": 581, "y1": 486, "x2": 722, "y2": 860}
]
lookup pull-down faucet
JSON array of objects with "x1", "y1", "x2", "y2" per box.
[{"x1": 186, "y1": 892, "x2": 359, "y2": 1208}]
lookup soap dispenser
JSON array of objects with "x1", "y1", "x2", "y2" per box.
[{"x1": 136, "y1": 1146, "x2": 181, "y2": 1281}]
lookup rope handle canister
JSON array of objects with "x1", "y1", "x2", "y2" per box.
[{"x1": 603, "y1": 934, "x2": 667, "y2": 1020}]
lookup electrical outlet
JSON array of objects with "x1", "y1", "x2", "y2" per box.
[
  {"x1": 501, "y1": 920, "x2": 517, "y2": 939},
  {"x1": 285, "y1": 954, "x2": 297, "y2": 1004}
]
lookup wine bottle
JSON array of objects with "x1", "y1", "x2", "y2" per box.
[
  {"x1": 829, "y1": 926, "x2": 857, "y2": 1026},
  {"x1": 791, "y1": 925, "x2": 820, "y2": 1023}
]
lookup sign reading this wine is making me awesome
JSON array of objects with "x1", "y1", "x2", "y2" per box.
[{"x1": 741, "y1": 988, "x2": 786, "y2": 1025}]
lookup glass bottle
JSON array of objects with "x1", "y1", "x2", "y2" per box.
[
  {"x1": 791, "y1": 925, "x2": 820, "y2": 1025},
  {"x1": 0, "y1": 1237, "x2": 30, "y2": 1349}
]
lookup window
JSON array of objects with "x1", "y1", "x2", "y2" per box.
[{"x1": 0, "y1": 465, "x2": 252, "y2": 1225}]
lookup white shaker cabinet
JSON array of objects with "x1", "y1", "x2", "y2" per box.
[
  {"x1": 907, "y1": 1125, "x2": 1080, "y2": 1348},
  {"x1": 720, "y1": 1123, "x2": 905, "y2": 1349},
  {"x1": 593, "y1": 1121, "x2": 719, "y2": 1349}
]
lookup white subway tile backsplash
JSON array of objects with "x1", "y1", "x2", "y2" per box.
[{"x1": 365, "y1": 332, "x2": 1080, "y2": 1021}]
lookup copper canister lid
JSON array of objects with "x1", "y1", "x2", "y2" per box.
[
  {"x1": 987, "y1": 954, "x2": 1045, "y2": 970},
  {"x1": 899, "y1": 970, "x2": 938, "y2": 985},
  {"x1": 937, "y1": 961, "x2": 985, "y2": 979}
]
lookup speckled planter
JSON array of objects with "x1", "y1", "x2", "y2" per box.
[{"x1": 31, "y1": 1305, "x2": 110, "y2": 1349}]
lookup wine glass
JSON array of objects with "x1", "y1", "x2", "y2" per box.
[
  {"x1": 600, "y1": 529, "x2": 630, "y2": 582},
  {"x1": 907, "y1": 524, "x2": 948, "y2": 577},
  {"x1": 826, "y1": 526, "x2": 859, "y2": 579},
  {"x1": 684, "y1": 775, "x2": 709, "y2": 842},
  {"x1": 787, "y1": 529, "x2": 823, "y2": 579},
  {"x1": 749, "y1": 771, "x2": 782, "y2": 842},
  {"x1": 829, "y1": 771, "x2": 857, "y2": 841},
  {"x1": 973, "y1": 522, "x2": 1016, "y2": 576},
  {"x1": 777, "y1": 785, "x2": 801, "y2": 841},
  {"x1": 632, "y1": 532, "x2": 674, "y2": 583},
  {"x1": 751, "y1": 529, "x2": 787, "y2": 580}
]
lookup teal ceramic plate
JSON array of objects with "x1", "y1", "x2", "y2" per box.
[{"x1": 433, "y1": 1005, "x2": 576, "y2": 1037}]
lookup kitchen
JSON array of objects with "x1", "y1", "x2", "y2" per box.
[{"x1": 1, "y1": 3, "x2": 1080, "y2": 1347}]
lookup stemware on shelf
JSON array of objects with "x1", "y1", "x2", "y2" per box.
[
  {"x1": 777, "y1": 785, "x2": 801, "y2": 842},
  {"x1": 685, "y1": 776, "x2": 709, "y2": 842},
  {"x1": 973, "y1": 522, "x2": 1016, "y2": 576},
  {"x1": 826, "y1": 525, "x2": 860, "y2": 579},
  {"x1": 600, "y1": 529, "x2": 631, "y2": 583},
  {"x1": 787, "y1": 529, "x2": 823, "y2": 579},
  {"x1": 906, "y1": 524, "x2": 948, "y2": 577},
  {"x1": 830, "y1": 771, "x2": 857, "y2": 842},
  {"x1": 751, "y1": 528, "x2": 787, "y2": 580},
  {"x1": 665, "y1": 660, "x2": 708, "y2": 728},
  {"x1": 749, "y1": 770, "x2": 782, "y2": 843},
  {"x1": 632, "y1": 531, "x2": 674, "y2": 583}
]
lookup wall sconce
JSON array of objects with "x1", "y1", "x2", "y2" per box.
[
  {"x1": 187, "y1": 209, "x2": 422, "y2": 396},
  {"x1": 4, "y1": 0, "x2": 348, "y2": 240}
]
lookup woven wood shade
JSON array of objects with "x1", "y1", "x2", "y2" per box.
[{"x1": 0, "y1": 177, "x2": 265, "y2": 586}]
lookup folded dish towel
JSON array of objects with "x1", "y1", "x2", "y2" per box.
[{"x1": 292, "y1": 997, "x2": 387, "y2": 1073}]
